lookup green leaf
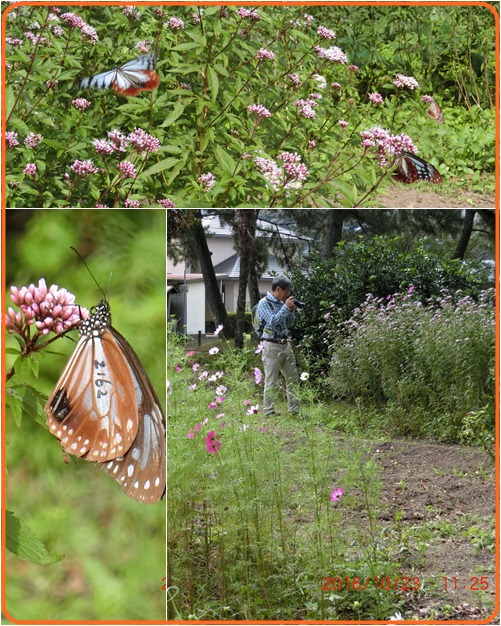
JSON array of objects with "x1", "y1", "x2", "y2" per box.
[
  {"x1": 141, "y1": 157, "x2": 184, "y2": 177},
  {"x1": 214, "y1": 145, "x2": 236, "y2": 175},
  {"x1": 6, "y1": 510, "x2": 63, "y2": 565},
  {"x1": 207, "y1": 65, "x2": 219, "y2": 102}
]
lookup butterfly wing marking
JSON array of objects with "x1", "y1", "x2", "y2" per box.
[
  {"x1": 45, "y1": 329, "x2": 139, "y2": 462},
  {"x1": 120, "y1": 53, "x2": 157, "y2": 71},
  {"x1": 79, "y1": 69, "x2": 118, "y2": 90},
  {"x1": 95, "y1": 327, "x2": 166, "y2": 503}
]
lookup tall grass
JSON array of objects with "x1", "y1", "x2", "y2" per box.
[
  {"x1": 327, "y1": 288, "x2": 495, "y2": 443},
  {"x1": 167, "y1": 330, "x2": 400, "y2": 621}
]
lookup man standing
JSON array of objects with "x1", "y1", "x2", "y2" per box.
[{"x1": 257, "y1": 276, "x2": 300, "y2": 416}]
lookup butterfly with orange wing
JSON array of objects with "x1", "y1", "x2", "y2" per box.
[
  {"x1": 45, "y1": 298, "x2": 165, "y2": 504},
  {"x1": 79, "y1": 53, "x2": 160, "y2": 97}
]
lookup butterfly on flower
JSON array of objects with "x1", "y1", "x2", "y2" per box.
[
  {"x1": 427, "y1": 98, "x2": 444, "y2": 124},
  {"x1": 393, "y1": 151, "x2": 443, "y2": 184},
  {"x1": 79, "y1": 53, "x2": 160, "y2": 97},
  {"x1": 45, "y1": 298, "x2": 165, "y2": 504}
]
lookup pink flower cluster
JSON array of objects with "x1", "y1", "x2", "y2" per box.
[
  {"x1": 199, "y1": 172, "x2": 216, "y2": 190},
  {"x1": 93, "y1": 128, "x2": 160, "y2": 156},
  {"x1": 238, "y1": 8, "x2": 261, "y2": 20},
  {"x1": 135, "y1": 40, "x2": 152, "y2": 54},
  {"x1": 24, "y1": 132, "x2": 42, "y2": 148},
  {"x1": 288, "y1": 73, "x2": 301, "y2": 87},
  {"x1": 318, "y1": 25, "x2": 336, "y2": 39},
  {"x1": 6, "y1": 132, "x2": 19, "y2": 148},
  {"x1": 257, "y1": 48, "x2": 275, "y2": 62},
  {"x1": 294, "y1": 98, "x2": 317, "y2": 119},
  {"x1": 167, "y1": 17, "x2": 185, "y2": 30},
  {"x1": 360, "y1": 126, "x2": 418, "y2": 167},
  {"x1": 60, "y1": 13, "x2": 98, "y2": 44},
  {"x1": 393, "y1": 74, "x2": 419, "y2": 90},
  {"x1": 70, "y1": 159, "x2": 99, "y2": 176},
  {"x1": 23, "y1": 164, "x2": 36, "y2": 176},
  {"x1": 71, "y1": 98, "x2": 91, "y2": 111},
  {"x1": 248, "y1": 103, "x2": 271, "y2": 118},
  {"x1": 279, "y1": 151, "x2": 309, "y2": 184},
  {"x1": 6, "y1": 279, "x2": 86, "y2": 336},
  {"x1": 315, "y1": 45, "x2": 348, "y2": 64},
  {"x1": 118, "y1": 160, "x2": 137, "y2": 178},
  {"x1": 369, "y1": 92, "x2": 384, "y2": 105}
]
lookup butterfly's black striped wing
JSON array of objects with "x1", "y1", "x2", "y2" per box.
[{"x1": 393, "y1": 152, "x2": 442, "y2": 184}]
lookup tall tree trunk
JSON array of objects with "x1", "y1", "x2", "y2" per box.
[
  {"x1": 191, "y1": 211, "x2": 227, "y2": 329},
  {"x1": 235, "y1": 209, "x2": 257, "y2": 349},
  {"x1": 321, "y1": 210, "x2": 345, "y2": 260},
  {"x1": 452, "y1": 209, "x2": 476, "y2": 259},
  {"x1": 247, "y1": 210, "x2": 261, "y2": 308}
]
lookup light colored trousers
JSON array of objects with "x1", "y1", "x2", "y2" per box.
[{"x1": 261, "y1": 341, "x2": 300, "y2": 414}]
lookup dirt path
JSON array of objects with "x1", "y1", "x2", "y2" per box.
[
  {"x1": 372, "y1": 438, "x2": 496, "y2": 621},
  {"x1": 375, "y1": 187, "x2": 495, "y2": 208}
]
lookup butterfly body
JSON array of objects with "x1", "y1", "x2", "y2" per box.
[
  {"x1": 45, "y1": 300, "x2": 165, "y2": 503},
  {"x1": 427, "y1": 98, "x2": 444, "y2": 124},
  {"x1": 79, "y1": 53, "x2": 160, "y2": 96},
  {"x1": 393, "y1": 151, "x2": 442, "y2": 184}
]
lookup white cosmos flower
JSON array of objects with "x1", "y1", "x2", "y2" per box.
[{"x1": 300, "y1": 372, "x2": 310, "y2": 381}]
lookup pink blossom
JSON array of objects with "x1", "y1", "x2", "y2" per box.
[
  {"x1": 128, "y1": 127, "x2": 160, "y2": 154},
  {"x1": 369, "y1": 92, "x2": 384, "y2": 105},
  {"x1": 257, "y1": 48, "x2": 275, "y2": 62},
  {"x1": 159, "y1": 198, "x2": 176, "y2": 208},
  {"x1": 70, "y1": 159, "x2": 99, "y2": 176},
  {"x1": 315, "y1": 45, "x2": 348, "y2": 64},
  {"x1": 393, "y1": 74, "x2": 419, "y2": 90},
  {"x1": 192, "y1": 363, "x2": 200, "y2": 372},
  {"x1": 167, "y1": 17, "x2": 185, "y2": 30},
  {"x1": 330, "y1": 487, "x2": 345, "y2": 502},
  {"x1": 248, "y1": 104, "x2": 271, "y2": 118},
  {"x1": 199, "y1": 172, "x2": 216, "y2": 190},
  {"x1": 254, "y1": 367, "x2": 262, "y2": 384},
  {"x1": 318, "y1": 25, "x2": 336, "y2": 39},
  {"x1": 238, "y1": 8, "x2": 260, "y2": 20},
  {"x1": 24, "y1": 132, "x2": 43, "y2": 148},
  {"x1": 205, "y1": 430, "x2": 221, "y2": 454},
  {"x1": 6, "y1": 279, "x2": 86, "y2": 337},
  {"x1": 208, "y1": 402, "x2": 217, "y2": 409},
  {"x1": 6, "y1": 132, "x2": 19, "y2": 148},
  {"x1": 71, "y1": 98, "x2": 91, "y2": 111},
  {"x1": 23, "y1": 164, "x2": 37, "y2": 176},
  {"x1": 118, "y1": 160, "x2": 137, "y2": 178},
  {"x1": 288, "y1": 73, "x2": 301, "y2": 87}
]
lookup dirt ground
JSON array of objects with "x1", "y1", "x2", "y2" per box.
[
  {"x1": 370, "y1": 437, "x2": 496, "y2": 622},
  {"x1": 375, "y1": 187, "x2": 495, "y2": 208}
]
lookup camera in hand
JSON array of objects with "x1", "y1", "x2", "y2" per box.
[{"x1": 293, "y1": 299, "x2": 305, "y2": 309}]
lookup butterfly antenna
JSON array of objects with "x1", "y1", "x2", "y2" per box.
[{"x1": 70, "y1": 246, "x2": 108, "y2": 301}]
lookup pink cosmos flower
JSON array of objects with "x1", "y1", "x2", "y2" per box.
[
  {"x1": 254, "y1": 367, "x2": 262, "y2": 384},
  {"x1": 208, "y1": 402, "x2": 217, "y2": 409},
  {"x1": 205, "y1": 430, "x2": 221, "y2": 454},
  {"x1": 330, "y1": 488, "x2": 345, "y2": 502}
]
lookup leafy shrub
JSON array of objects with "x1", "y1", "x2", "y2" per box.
[
  {"x1": 290, "y1": 236, "x2": 488, "y2": 379},
  {"x1": 326, "y1": 288, "x2": 495, "y2": 441}
]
